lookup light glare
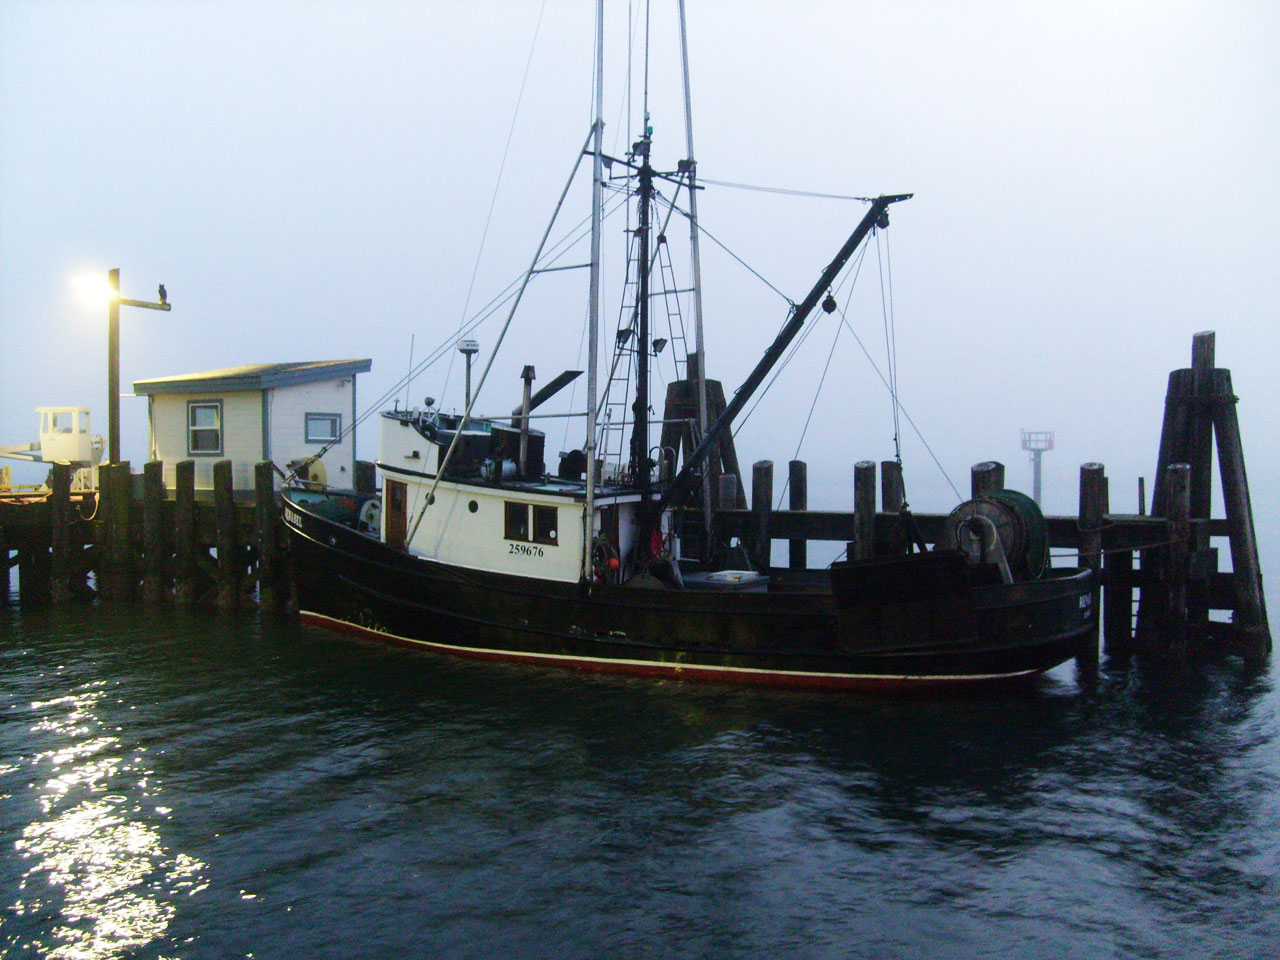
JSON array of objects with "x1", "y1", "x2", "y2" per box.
[{"x1": 70, "y1": 272, "x2": 117, "y2": 309}]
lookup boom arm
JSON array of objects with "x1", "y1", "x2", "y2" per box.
[{"x1": 656, "y1": 192, "x2": 912, "y2": 518}]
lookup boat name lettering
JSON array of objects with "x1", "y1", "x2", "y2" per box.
[
  {"x1": 509, "y1": 543, "x2": 545, "y2": 558},
  {"x1": 284, "y1": 505, "x2": 302, "y2": 527}
]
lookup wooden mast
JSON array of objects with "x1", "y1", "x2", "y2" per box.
[{"x1": 630, "y1": 136, "x2": 655, "y2": 499}]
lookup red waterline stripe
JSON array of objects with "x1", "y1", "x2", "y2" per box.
[{"x1": 298, "y1": 610, "x2": 1045, "y2": 693}]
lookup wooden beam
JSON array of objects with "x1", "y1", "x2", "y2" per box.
[
  {"x1": 255, "y1": 461, "x2": 279, "y2": 614},
  {"x1": 1209, "y1": 367, "x2": 1271, "y2": 662},
  {"x1": 853, "y1": 461, "x2": 876, "y2": 561},
  {"x1": 214, "y1": 460, "x2": 238, "y2": 610},
  {"x1": 174, "y1": 460, "x2": 196, "y2": 606},
  {"x1": 751, "y1": 460, "x2": 773, "y2": 569},
  {"x1": 787, "y1": 460, "x2": 807, "y2": 570},
  {"x1": 49, "y1": 463, "x2": 71, "y2": 604},
  {"x1": 142, "y1": 460, "x2": 166, "y2": 603}
]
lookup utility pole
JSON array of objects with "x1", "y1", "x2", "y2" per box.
[{"x1": 107, "y1": 269, "x2": 171, "y2": 465}]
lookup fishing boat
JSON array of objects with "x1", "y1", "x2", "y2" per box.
[{"x1": 281, "y1": 2, "x2": 1095, "y2": 691}]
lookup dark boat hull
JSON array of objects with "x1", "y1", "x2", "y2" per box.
[{"x1": 282, "y1": 495, "x2": 1095, "y2": 692}]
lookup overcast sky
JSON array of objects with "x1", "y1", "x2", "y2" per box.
[{"x1": 2, "y1": 1, "x2": 1276, "y2": 596}]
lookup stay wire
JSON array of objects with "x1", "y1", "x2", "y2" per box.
[
  {"x1": 697, "y1": 177, "x2": 871, "y2": 202},
  {"x1": 736, "y1": 241, "x2": 871, "y2": 432},
  {"x1": 435, "y1": 0, "x2": 549, "y2": 402},
  {"x1": 776, "y1": 308, "x2": 844, "y2": 509},
  {"x1": 664, "y1": 201, "x2": 793, "y2": 306},
  {"x1": 837, "y1": 311, "x2": 962, "y2": 501},
  {"x1": 289, "y1": 170, "x2": 634, "y2": 483},
  {"x1": 875, "y1": 229, "x2": 903, "y2": 465}
]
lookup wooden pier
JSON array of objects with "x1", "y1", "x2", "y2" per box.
[
  {"x1": 0, "y1": 332, "x2": 1270, "y2": 665},
  {"x1": 708, "y1": 331, "x2": 1270, "y2": 665},
  {"x1": 1, "y1": 459, "x2": 291, "y2": 614}
]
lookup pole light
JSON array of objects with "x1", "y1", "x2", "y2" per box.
[
  {"x1": 106, "y1": 268, "x2": 171, "y2": 465},
  {"x1": 458, "y1": 339, "x2": 480, "y2": 409}
]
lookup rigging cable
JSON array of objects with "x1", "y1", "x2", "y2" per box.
[
  {"x1": 837, "y1": 311, "x2": 962, "y2": 501},
  {"x1": 454, "y1": 0, "x2": 550, "y2": 352},
  {"x1": 697, "y1": 177, "x2": 871, "y2": 202},
  {"x1": 287, "y1": 151, "x2": 634, "y2": 487},
  {"x1": 736, "y1": 241, "x2": 871, "y2": 431},
  {"x1": 664, "y1": 201, "x2": 793, "y2": 306},
  {"x1": 877, "y1": 228, "x2": 903, "y2": 466},
  {"x1": 406, "y1": 124, "x2": 603, "y2": 543},
  {"x1": 776, "y1": 306, "x2": 844, "y2": 509}
]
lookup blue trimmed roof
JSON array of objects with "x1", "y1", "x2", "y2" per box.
[{"x1": 133, "y1": 360, "x2": 372, "y2": 395}]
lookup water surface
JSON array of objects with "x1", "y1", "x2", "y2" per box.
[{"x1": 2, "y1": 602, "x2": 1277, "y2": 959}]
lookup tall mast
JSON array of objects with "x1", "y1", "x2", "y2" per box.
[
  {"x1": 630, "y1": 133, "x2": 654, "y2": 498},
  {"x1": 584, "y1": 0, "x2": 604, "y2": 581},
  {"x1": 677, "y1": 0, "x2": 713, "y2": 553}
]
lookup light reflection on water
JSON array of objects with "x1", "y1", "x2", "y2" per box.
[{"x1": 10, "y1": 684, "x2": 206, "y2": 959}]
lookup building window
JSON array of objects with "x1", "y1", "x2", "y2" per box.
[
  {"x1": 305, "y1": 412, "x2": 342, "y2": 443},
  {"x1": 504, "y1": 501, "x2": 529, "y2": 541},
  {"x1": 533, "y1": 505, "x2": 558, "y2": 545},
  {"x1": 187, "y1": 401, "x2": 222, "y2": 455}
]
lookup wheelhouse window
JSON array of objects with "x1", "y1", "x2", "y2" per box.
[
  {"x1": 504, "y1": 501, "x2": 557, "y2": 546},
  {"x1": 533, "y1": 505, "x2": 558, "y2": 545},
  {"x1": 504, "y1": 502, "x2": 529, "y2": 541},
  {"x1": 187, "y1": 401, "x2": 222, "y2": 455},
  {"x1": 305, "y1": 412, "x2": 342, "y2": 443}
]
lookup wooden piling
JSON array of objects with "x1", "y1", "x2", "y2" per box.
[
  {"x1": 1077, "y1": 463, "x2": 1106, "y2": 668},
  {"x1": 1150, "y1": 368, "x2": 1193, "y2": 518},
  {"x1": 17, "y1": 535, "x2": 51, "y2": 606},
  {"x1": 142, "y1": 460, "x2": 166, "y2": 604},
  {"x1": 971, "y1": 461, "x2": 1004, "y2": 499},
  {"x1": 49, "y1": 463, "x2": 72, "y2": 604},
  {"x1": 1186, "y1": 333, "x2": 1216, "y2": 627},
  {"x1": 1104, "y1": 544, "x2": 1135, "y2": 654},
  {"x1": 881, "y1": 460, "x2": 907, "y2": 555},
  {"x1": 881, "y1": 460, "x2": 905, "y2": 512},
  {"x1": 1209, "y1": 367, "x2": 1272, "y2": 662},
  {"x1": 1164, "y1": 462, "x2": 1192, "y2": 657},
  {"x1": 174, "y1": 459, "x2": 196, "y2": 606},
  {"x1": 255, "y1": 461, "x2": 280, "y2": 613},
  {"x1": 787, "y1": 460, "x2": 807, "y2": 570},
  {"x1": 103, "y1": 461, "x2": 134, "y2": 600},
  {"x1": 717, "y1": 473, "x2": 738, "y2": 512},
  {"x1": 214, "y1": 460, "x2": 238, "y2": 609},
  {"x1": 751, "y1": 460, "x2": 773, "y2": 570},
  {"x1": 1189, "y1": 332, "x2": 1215, "y2": 521},
  {"x1": 853, "y1": 461, "x2": 876, "y2": 561}
]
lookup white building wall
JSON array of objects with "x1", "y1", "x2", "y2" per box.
[
  {"x1": 150, "y1": 391, "x2": 263, "y2": 490},
  {"x1": 268, "y1": 377, "x2": 357, "y2": 486}
]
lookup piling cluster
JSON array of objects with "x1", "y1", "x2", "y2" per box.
[{"x1": 3, "y1": 459, "x2": 289, "y2": 613}]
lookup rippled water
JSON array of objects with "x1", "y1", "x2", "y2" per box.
[{"x1": 2, "y1": 600, "x2": 1278, "y2": 959}]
